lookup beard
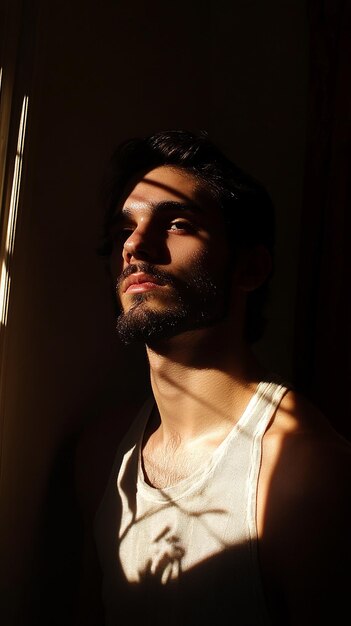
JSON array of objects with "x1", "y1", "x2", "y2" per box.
[{"x1": 115, "y1": 257, "x2": 231, "y2": 346}]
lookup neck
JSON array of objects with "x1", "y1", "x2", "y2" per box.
[{"x1": 145, "y1": 322, "x2": 268, "y2": 442}]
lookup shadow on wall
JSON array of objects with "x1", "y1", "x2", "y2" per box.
[{"x1": 28, "y1": 434, "x2": 84, "y2": 626}]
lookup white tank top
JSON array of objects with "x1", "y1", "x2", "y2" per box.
[{"x1": 94, "y1": 379, "x2": 289, "y2": 626}]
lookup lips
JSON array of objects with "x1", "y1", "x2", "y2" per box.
[{"x1": 123, "y1": 272, "x2": 164, "y2": 294}]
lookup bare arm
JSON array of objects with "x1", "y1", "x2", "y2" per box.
[{"x1": 260, "y1": 392, "x2": 351, "y2": 625}]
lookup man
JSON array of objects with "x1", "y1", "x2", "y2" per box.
[{"x1": 75, "y1": 130, "x2": 351, "y2": 626}]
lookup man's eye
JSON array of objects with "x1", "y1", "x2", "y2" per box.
[{"x1": 169, "y1": 221, "x2": 192, "y2": 233}]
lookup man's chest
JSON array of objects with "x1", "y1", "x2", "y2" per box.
[{"x1": 141, "y1": 437, "x2": 217, "y2": 488}]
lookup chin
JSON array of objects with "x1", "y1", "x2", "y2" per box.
[
  {"x1": 116, "y1": 297, "x2": 229, "y2": 346},
  {"x1": 116, "y1": 302, "x2": 188, "y2": 345}
]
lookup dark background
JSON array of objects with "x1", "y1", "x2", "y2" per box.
[{"x1": 0, "y1": 1, "x2": 349, "y2": 624}]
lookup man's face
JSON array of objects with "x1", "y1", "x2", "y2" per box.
[{"x1": 111, "y1": 166, "x2": 234, "y2": 345}]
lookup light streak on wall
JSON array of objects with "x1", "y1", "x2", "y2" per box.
[{"x1": 0, "y1": 95, "x2": 28, "y2": 326}]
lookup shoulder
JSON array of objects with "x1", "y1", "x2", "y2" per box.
[
  {"x1": 272, "y1": 388, "x2": 351, "y2": 475},
  {"x1": 74, "y1": 394, "x2": 150, "y2": 525},
  {"x1": 262, "y1": 388, "x2": 351, "y2": 509},
  {"x1": 259, "y1": 389, "x2": 351, "y2": 621}
]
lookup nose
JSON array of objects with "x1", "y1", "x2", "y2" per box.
[{"x1": 122, "y1": 226, "x2": 156, "y2": 264}]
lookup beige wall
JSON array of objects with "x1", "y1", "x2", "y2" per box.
[{"x1": 0, "y1": 1, "x2": 308, "y2": 624}]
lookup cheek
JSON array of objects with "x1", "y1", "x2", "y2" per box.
[
  {"x1": 175, "y1": 248, "x2": 220, "y2": 285},
  {"x1": 186, "y1": 237, "x2": 230, "y2": 276},
  {"x1": 170, "y1": 234, "x2": 210, "y2": 264}
]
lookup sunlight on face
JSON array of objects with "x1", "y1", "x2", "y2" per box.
[{"x1": 112, "y1": 167, "x2": 233, "y2": 344}]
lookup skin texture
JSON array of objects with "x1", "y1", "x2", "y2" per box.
[{"x1": 74, "y1": 166, "x2": 351, "y2": 626}]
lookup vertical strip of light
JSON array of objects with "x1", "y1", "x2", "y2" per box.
[{"x1": 0, "y1": 95, "x2": 29, "y2": 326}]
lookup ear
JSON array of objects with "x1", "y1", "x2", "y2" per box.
[{"x1": 235, "y1": 245, "x2": 273, "y2": 292}]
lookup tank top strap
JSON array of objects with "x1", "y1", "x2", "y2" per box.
[
  {"x1": 245, "y1": 379, "x2": 290, "y2": 540},
  {"x1": 240, "y1": 379, "x2": 290, "y2": 439}
]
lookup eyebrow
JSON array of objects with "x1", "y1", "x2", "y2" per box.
[{"x1": 119, "y1": 200, "x2": 205, "y2": 220}]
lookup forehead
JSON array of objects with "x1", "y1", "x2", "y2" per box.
[{"x1": 122, "y1": 166, "x2": 216, "y2": 213}]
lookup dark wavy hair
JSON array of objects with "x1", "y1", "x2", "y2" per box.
[{"x1": 99, "y1": 129, "x2": 276, "y2": 343}]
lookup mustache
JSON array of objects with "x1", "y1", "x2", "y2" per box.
[{"x1": 116, "y1": 262, "x2": 177, "y2": 290}]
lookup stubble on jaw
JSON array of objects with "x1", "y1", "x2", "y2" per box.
[{"x1": 115, "y1": 257, "x2": 232, "y2": 346}]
